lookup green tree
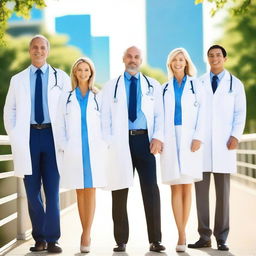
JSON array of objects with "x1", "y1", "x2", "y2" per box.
[
  {"x1": 0, "y1": 34, "x2": 82, "y2": 136},
  {"x1": 215, "y1": 3, "x2": 256, "y2": 132},
  {"x1": 195, "y1": 0, "x2": 254, "y2": 16},
  {"x1": 140, "y1": 65, "x2": 167, "y2": 85},
  {"x1": 0, "y1": 0, "x2": 46, "y2": 43}
]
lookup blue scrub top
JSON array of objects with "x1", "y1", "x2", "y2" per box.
[
  {"x1": 75, "y1": 87, "x2": 93, "y2": 188},
  {"x1": 173, "y1": 75, "x2": 187, "y2": 125}
]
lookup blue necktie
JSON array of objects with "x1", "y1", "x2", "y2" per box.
[
  {"x1": 212, "y1": 75, "x2": 218, "y2": 94},
  {"x1": 35, "y1": 69, "x2": 44, "y2": 124},
  {"x1": 129, "y1": 76, "x2": 137, "y2": 122}
]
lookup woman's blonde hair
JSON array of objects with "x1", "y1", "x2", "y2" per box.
[
  {"x1": 166, "y1": 48, "x2": 197, "y2": 79},
  {"x1": 70, "y1": 57, "x2": 96, "y2": 90}
]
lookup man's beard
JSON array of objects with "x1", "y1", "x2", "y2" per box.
[{"x1": 126, "y1": 64, "x2": 139, "y2": 73}]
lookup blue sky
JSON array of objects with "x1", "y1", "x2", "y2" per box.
[{"x1": 44, "y1": 0, "x2": 224, "y2": 77}]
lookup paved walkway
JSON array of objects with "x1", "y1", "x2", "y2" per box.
[{"x1": 4, "y1": 172, "x2": 256, "y2": 256}]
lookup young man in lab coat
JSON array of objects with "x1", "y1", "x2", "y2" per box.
[
  {"x1": 4, "y1": 35, "x2": 70, "y2": 253},
  {"x1": 188, "y1": 45, "x2": 246, "y2": 251},
  {"x1": 101, "y1": 46, "x2": 165, "y2": 253}
]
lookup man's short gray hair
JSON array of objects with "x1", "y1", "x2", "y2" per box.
[
  {"x1": 123, "y1": 46, "x2": 142, "y2": 58},
  {"x1": 29, "y1": 34, "x2": 50, "y2": 50}
]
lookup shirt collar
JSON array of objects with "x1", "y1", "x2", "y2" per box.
[
  {"x1": 31, "y1": 63, "x2": 49, "y2": 74},
  {"x1": 210, "y1": 70, "x2": 225, "y2": 81},
  {"x1": 124, "y1": 71, "x2": 140, "y2": 80}
]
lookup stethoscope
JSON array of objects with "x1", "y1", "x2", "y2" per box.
[
  {"x1": 65, "y1": 89, "x2": 99, "y2": 114},
  {"x1": 228, "y1": 73, "x2": 233, "y2": 93},
  {"x1": 113, "y1": 74, "x2": 154, "y2": 103},
  {"x1": 93, "y1": 93, "x2": 99, "y2": 111},
  {"x1": 163, "y1": 79, "x2": 199, "y2": 107},
  {"x1": 50, "y1": 66, "x2": 59, "y2": 88}
]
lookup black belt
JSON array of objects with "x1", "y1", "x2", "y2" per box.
[
  {"x1": 129, "y1": 129, "x2": 148, "y2": 136},
  {"x1": 31, "y1": 123, "x2": 51, "y2": 129}
]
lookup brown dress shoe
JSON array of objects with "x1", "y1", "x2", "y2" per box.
[
  {"x1": 47, "y1": 242, "x2": 62, "y2": 253},
  {"x1": 30, "y1": 241, "x2": 47, "y2": 252}
]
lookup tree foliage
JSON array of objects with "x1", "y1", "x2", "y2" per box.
[
  {"x1": 216, "y1": 2, "x2": 256, "y2": 132},
  {"x1": 0, "y1": 0, "x2": 46, "y2": 44},
  {"x1": 140, "y1": 65, "x2": 167, "y2": 85},
  {"x1": 195, "y1": 0, "x2": 254, "y2": 16}
]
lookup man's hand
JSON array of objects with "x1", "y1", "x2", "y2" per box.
[
  {"x1": 227, "y1": 136, "x2": 239, "y2": 150},
  {"x1": 191, "y1": 139, "x2": 201, "y2": 152},
  {"x1": 150, "y1": 138, "x2": 163, "y2": 155}
]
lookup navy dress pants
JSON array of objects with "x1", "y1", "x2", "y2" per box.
[
  {"x1": 24, "y1": 127, "x2": 60, "y2": 243},
  {"x1": 112, "y1": 133, "x2": 162, "y2": 244}
]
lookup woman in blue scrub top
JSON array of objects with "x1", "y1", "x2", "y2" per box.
[
  {"x1": 160, "y1": 48, "x2": 205, "y2": 252},
  {"x1": 56, "y1": 57, "x2": 107, "y2": 253}
]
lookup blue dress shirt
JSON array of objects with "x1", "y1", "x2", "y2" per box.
[
  {"x1": 210, "y1": 70, "x2": 225, "y2": 89},
  {"x1": 124, "y1": 72, "x2": 147, "y2": 130},
  {"x1": 30, "y1": 63, "x2": 50, "y2": 124},
  {"x1": 173, "y1": 75, "x2": 187, "y2": 126}
]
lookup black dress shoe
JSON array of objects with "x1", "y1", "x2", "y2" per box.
[
  {"x1": 217, "y1": 240, "x2": 229, "y2": 251},
  {"x1": 30, "y1": 241, "x2": 47, "y2": 252},
  {"x1": 47, "y1": 242, "x2": 62, "y2": 253},
  {"x1": 188, "y1": 238, "x2": 211, "y2": 248},
  {"x1": 113, "y1": 243, "x2": 126, "y2": 252},
  {"x1": 150, "y1": 241, "x2": 166, "y2": 252}
]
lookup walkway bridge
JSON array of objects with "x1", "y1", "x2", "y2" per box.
[{"x1": 1, "y1": 134, "x2": 256, "y2": 256}]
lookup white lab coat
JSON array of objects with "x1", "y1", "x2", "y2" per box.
[
  {"x1": 55, "y1": 90, "x2": 107, "y2": 189},
  {"x1": 101, "y1": 73, "x2": 164, "y2": 191},
  {"x1": 160, "y1": 76, "x2": 205, "y2": 184},
  {"x1": 199, "y1": 70, "x2": 246, "y2": 173},
  {"x1": 3, "y1": 64, "x2": 71, "y2": 177}
]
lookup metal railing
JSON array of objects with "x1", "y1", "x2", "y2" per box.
[
  {"x1": 234, "y1": 133, "x2": 256, "y2": 188},
  {"x1": 1, "y1": 133, "x2": 256, "y2": 253},
  {"x1": 0, "y1": 135, "x2": 76, "y2": 254}
]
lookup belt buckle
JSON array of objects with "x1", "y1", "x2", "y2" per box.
[
  {"x1": 32, "y1": 124, "x2": 45, "y2": 129},
  {"x1": 130, "y1": 130, "x2": 136, "y2": 136}
]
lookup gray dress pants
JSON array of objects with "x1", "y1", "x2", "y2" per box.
[{"x1": 195, "y1": 172, "x2": 230, "y2": 242}]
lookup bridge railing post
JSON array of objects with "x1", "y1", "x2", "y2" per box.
[{"x1": 17, "y1": 178, "x2": 32, "y2": 240}]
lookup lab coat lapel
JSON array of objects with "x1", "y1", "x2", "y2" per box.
[
  {"x1": 23, "y1": 67, "x2": 31, "y2": 113},
  {"x1": 201, "y1": 73, "x2": 213, "y2": 95},
  {"x1": 214, "y1": 70, "x2": 230, "y2": 95}
]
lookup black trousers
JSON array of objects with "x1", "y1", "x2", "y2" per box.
[{"x1": 112, "y1": 134, "x2": 162, "y2": 244}]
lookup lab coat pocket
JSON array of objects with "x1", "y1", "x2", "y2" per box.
[{"x1": 9, "y1": 127, "x2": 26, "y2": 160}]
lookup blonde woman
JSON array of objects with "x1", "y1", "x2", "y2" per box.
[
  {"x1": 160, "y1": 48, "x2": 205, "y2": 252},
  {"x1": 56, "y1": 57, "x2": 107, "y2": 253}
]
